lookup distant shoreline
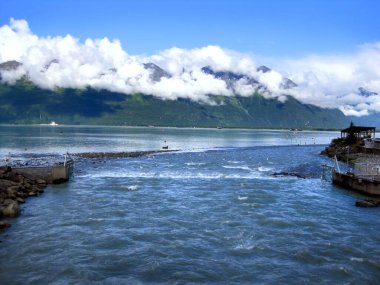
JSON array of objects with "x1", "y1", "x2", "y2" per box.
[{"x1": 0, "y1": 123, "x2": 343, "y2": 132}]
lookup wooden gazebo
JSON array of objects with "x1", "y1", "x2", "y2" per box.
[{"x1": 341, "y1": 123, "x2": 376, "y2": 140}]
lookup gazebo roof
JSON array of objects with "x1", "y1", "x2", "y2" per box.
[{"x1": 341, "y1": 125, "x2": 375, "y2": 134}]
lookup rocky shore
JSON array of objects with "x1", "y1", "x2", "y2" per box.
[
  {"x1": 0, "y1": 166, "x2": 47, "y2": 233},
  {"x1": 320, "y1": 137, "x2": 363, "y2": 162}
]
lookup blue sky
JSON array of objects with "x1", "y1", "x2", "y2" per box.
[{"x1": 1, "y1": 0, "x2": 379, "y2": 57}]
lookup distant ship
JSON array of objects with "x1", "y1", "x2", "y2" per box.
[{"x1": 39, "y1": 121, "x2": 59, "y2": 126}]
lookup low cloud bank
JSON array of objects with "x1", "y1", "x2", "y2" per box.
[{"x1": 0, "y1": 18, "x2": 379, "y2": 116}]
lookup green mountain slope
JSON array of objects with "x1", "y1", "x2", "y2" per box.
[
  {"x1": 348, "y1": 114, "x2": 380, "y2": 128},
  {"x1": 0, "y1": 79, "x2": 349, "y2": 129}
]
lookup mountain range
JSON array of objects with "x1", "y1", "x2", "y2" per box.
[{"x1": 0, "y1": 60, "x2": 378, "y2": 129}]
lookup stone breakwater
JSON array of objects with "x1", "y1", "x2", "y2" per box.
[
  {"x1": 0, "y1": 166, "x2": 47, "y2": 233},
  {"x1": 74, "y1": 150, "x2": 175, "y2": 159}
]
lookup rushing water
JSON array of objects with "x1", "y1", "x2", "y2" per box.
[{"x1": 1, "y1": 125, "x2": 379, "y2": 284}]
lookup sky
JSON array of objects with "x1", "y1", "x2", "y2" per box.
[
  {"x1": 1, "y1": 0, "x2": 379, "y2": 57},
  {"x1": 0, "y1": 0, "x2": 380, "y2": 116}
]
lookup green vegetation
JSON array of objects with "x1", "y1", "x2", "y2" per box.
[{"x1": 0, "y1": 79, "x2": 349, "y2": 129}]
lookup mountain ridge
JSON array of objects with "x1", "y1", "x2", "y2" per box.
[{"x1": 0, "y1": 78, "x2": 349, "y2": 129}]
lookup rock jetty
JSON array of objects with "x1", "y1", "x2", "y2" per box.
[
  {"x1": 0, "y1": 166, "x2": 47, "y2": 233},
  {"x1": 74, "y1": 150, "x2": 174, "y2": 159}
]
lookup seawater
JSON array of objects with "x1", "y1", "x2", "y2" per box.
[{"x1": 0, "y1": 125, "x2": 380, "y2": 284}]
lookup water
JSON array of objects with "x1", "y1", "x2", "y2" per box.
[{"x1": 1, "y1": 125, "x2": 380, "y2": 284}]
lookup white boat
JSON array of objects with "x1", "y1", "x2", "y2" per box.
[{"x1": 40, "y1": 121, "x2": 59, "y2": 126}]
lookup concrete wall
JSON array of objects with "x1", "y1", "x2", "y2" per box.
[
  {"x1": 333, "y1": 170, "x2": 380, "y2": 197},
  {"x1": 13, "y1": 165, "x2": 70, "y2": 184}
]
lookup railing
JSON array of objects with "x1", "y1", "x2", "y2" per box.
[{"x1": 321, "y1": 164, "x2": 334, "y2": 181}]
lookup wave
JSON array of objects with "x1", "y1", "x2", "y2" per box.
[
  {"x1": 222, "y1": 165, "x2": 252, "y2": 171},
  {"x1": 227, "y1": 160, "x2": 241, "y2": 164},
  {"x1": 123, "y1": 185, "x2": 139, "y2": 191},
  {"x1": 349, "y1": 257, "x2": 364, "y2": 262},
  {"x1": 77, "y1": 171, "x2": 273, "y2": 180},
  {"x1": 185, "y1": 162, "x2": 207, "y2": 166},
  {"x1": 257, "y1": 166, "x2": 273, "y2": 172},
  {"x1": 238, "y1": 196, "x2": 248, "y2": 200}
]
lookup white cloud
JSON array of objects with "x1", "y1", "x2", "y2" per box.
[
  {"x1": 276, "y1": 44, "x2": 380, "y2": 115},
  {"x1": 0, "y1": 18, "x2": 380, "y2": 116}
]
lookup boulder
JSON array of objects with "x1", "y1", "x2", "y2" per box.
[
  {"x1": 355, "y1": 199, "x2": 380, "y2": 208},
  {"x1": 0, "y1": 166, "x2": 11, "y2": 175},
  {"x1": 0, "y1": 179, "x2": 18, "y2": 189},
  {"x1": 7, "y1": 185, "x2": 20, "y2": 198},
  {"x1": 36, "y1": 179, "x2": 47, "y2": 185},
  {"x1": 23, "y1": 182, "x2": 32, "y2": 189},
  {"x1": 17, "y1": 191, "x2": 27, "y2": 199},
  {"x1": 5, "y1": 172, "x2": 23, "y2": 183},
  {"x1": 16, "y1": 197, "x2": 25, "y2": 203},
  {"x1": 0, "y1": 221, "x2": 11, "y2": 232},
  {"x1": 32, "y1": 185, "x2": 43, "y2": 193},
  {"x1": 272, "y1": 171, "x2": 306, "y2": 179},
  {"x1": 3, "y1": 198, "x2": 14, "y2": 205},
  {"x1": 1, "y1": 201, "x2": 20, "y2": 217}
]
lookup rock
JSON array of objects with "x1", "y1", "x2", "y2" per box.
[
  {"x1": 0, "y1": 166, "x2": 11, "y2": 175},
  {"x1": 272, "y1": 172, "x2": 306, "y2": 179},
  {"x1": 0, "y1": 221, "x2": 11, "y2": 232},
  {"x1": 32, "y1": 185, "x2": 43, "y2": 193},
  {"x1": 0, "y1": 179, "x2": 18, "y2": 189},
  {"x1": 3, "y1": 199, "x2": 14, "y2": 205},
  {"x1": 7, "y1": 185, "x2": 20, "y2": 197},
  {"x1": 75, "y1": 150, "x2": 174, "y2": 159},
  {"x1": 1, "y1": 201, "x2": 20, "y2": 217},
  {"x1": 17, "y1": 191, "x2": 27, "y2": 199},
  {"x1": 355, "y1": 199, "x2": 380, "y2": 208},
  {"x1": 0, "y1": 166, "x2": 50, "y2": 228},
  {"x1": 6, "y1": 172, "x2": 24, "y2": 183},
  {"x1": 36, "y1": 179, "x2": 47, "y2": 185},
  {"x1": 23, "y1": 182, "x2": 31, "y2": 189},
  {"x1": 16, "y1": 197, "x2": 25, "y2": 203},
  {"x1": 7, "y1": 185, "x2": 20, "y2": 191}
]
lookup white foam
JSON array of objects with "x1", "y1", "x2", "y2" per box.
[
  {"x1": 222, "y1": 165, "x2": 252, "y2": 171},
  {"x1": 77, "y1": 171, "x2": 272, "y2": 180},
  {"x1": 234, "y1": 243, "x2": 256, "y2": 251},
  {"x1": 125, "y1": 185, "x2": 139, "y2": 191},
  {"x1": 238, "y1": 196, "x2": 248, "y2": 200},
  {"x1": 258, "y1": 166, "x2": 273, "y2": 172},
  {"x1": 185, "y1": 162, "x2": 206, "y2": 166},
  {"x1": 349, "y1": 257, "x2": 364, "y2": 262}
]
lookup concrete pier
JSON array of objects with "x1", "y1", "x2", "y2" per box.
[
  {"x1": 12, "y1": 161, "x2": 73, "y2": 184},
  {"x1": 332, "y1": 170, "x2": 380, "y2": 197}
]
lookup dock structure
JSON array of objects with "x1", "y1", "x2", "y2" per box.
[
  {"x1": 12, "y1": 163, "x2": 73, "y2": 184},
  {"x1": 330, "y1": 123, "x2": 380, "y2": 196},
  {"x1": 332, "y1": 169, "x2": 380, "y2": 197},
  {"x1": 11, "y1": 153, "x2": 74, "y2": 184}
]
